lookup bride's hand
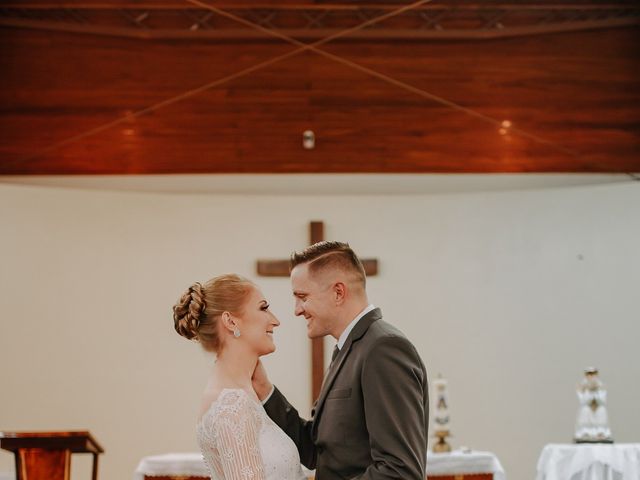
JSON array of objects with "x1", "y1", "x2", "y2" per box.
[{"x1": 252, "y1": 359, "x2": 274, "y2": 401}]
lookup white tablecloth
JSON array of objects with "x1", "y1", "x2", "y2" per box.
[
  {"x1": 133, "y1": 452, "x2": 315, "y2": 479},
  {"x1": 427, "y1": 450, "x2": 506, "y2": 479},
  {"x1": 536, "y1": 443, "x2": 640, "y2": 480},
  {"x1": 134, "y1": 453, "x2": 208, "y2": 479},
  {"x1": 134, "y1": 450, "x2": 505, "y2": 479}
]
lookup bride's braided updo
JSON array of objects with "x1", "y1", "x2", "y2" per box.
[{"x1": 173, "y1": 274, "x2": 254, "y2": 352}]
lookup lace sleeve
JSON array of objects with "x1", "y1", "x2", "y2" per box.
[{"x1": 212, "y1": 390, "x2": 267, "y2": 480}]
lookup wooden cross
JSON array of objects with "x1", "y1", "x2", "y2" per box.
[{"x1": 256, "y1": 221, "x2": 378, "y2": 401}]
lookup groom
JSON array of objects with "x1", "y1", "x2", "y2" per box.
[{"x1": 253, "y1": 241, "x2": 429, "y2": 479}]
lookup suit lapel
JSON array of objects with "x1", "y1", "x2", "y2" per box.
[{"x1": 312, "y1": 308, "x2": 382, "y2": 435}]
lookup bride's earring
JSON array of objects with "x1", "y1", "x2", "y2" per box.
[{"x1": 233, "y1": 327, "x2": 241, "y2": 338}]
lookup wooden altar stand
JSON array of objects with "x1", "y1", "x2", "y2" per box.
[{"x1": 0, "y1": 431, "x2": 104, "y2": 480}]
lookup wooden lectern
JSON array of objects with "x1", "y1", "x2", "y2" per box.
[{"x1": 0, "y1": 431, "x2": 104, "y2": 480}]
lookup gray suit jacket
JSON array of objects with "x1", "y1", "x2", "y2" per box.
[{"x1": 264, "y1": 308, "x2": 429, "y2": 480}]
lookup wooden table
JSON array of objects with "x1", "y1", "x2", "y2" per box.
[{"x1": 0, "y1": 431, "x2": 104, "y2": 480}]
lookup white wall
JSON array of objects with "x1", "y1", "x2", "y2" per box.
[{"x1": 0, "y1": 180, "x2": 638, "y2": 480}]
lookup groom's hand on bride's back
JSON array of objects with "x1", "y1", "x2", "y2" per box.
[{"x1": 252, "y1": 359, "x2": 274, "y2": 401}]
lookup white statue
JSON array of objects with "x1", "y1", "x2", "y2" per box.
[{"x1": 574, "y1": 367, "x2": 613, "y2": 443}]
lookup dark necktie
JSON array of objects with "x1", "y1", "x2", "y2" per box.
[
  {"x1": 324, "y1": 345, "x2": 340, "y2": 381},
  {"x1": 313, "y1": 345, "x2": 341, "y2": 416},
  {"x1": 331, "y1": 345, "x2": 340, "y2": 364}
]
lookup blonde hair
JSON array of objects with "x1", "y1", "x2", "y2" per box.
[{"x1": 173, "y1": 274, "x2": 254, "y2": 352}]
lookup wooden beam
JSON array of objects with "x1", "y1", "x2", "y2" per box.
[
  {"x1": 1, "y1": 15, "x2": 637, "y2": 40},
  {"x1": 256, "y1": 260, "x2": 290, "y2": 277},
  {"x1": 309, "y1": 221, "x2": 325, "y2": 403}
]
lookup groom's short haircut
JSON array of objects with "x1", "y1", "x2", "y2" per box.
[{"x1": 290, "y1": 241, "x2": 366, "y2": 287}]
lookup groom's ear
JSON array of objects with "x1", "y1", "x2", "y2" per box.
[{"x1": 333, "y1": 282, "x2": 346, "y2": 305}]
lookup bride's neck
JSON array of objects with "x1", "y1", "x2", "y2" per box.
[{"x1": 213, "y1": 344, "x2": 258, "y2": 388}]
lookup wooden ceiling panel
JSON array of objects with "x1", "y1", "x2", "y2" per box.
[
  {"x1": 1, "y1": 17, "x2": 639, "y2": 174},
  {"x1": 333, "y1": 29, "x2": 640, "y2": 169}
]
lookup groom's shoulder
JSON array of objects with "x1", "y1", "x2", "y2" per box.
[
  {"x1": 366, "y1": 317, "x2": 411, "y2": 345},
  {"x1": 364, "y1": 319, "x2": 424, "y2": 369}
]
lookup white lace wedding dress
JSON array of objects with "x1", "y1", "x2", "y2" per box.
[{"x1": 196, "y1": 388, "x2": 306, "y2": 480}]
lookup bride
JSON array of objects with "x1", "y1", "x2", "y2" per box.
[{"x1": 173, "y1": 274, "x2": 305, "y2": 480}]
